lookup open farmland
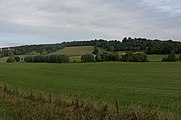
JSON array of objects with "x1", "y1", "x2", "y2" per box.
[
  {"x1": 148, "y1": 54, "x2": 181, "y2": 62},
  {"x1": 1, "y1": 46, "x2": 176, "y2": 63},
  {"x1": 49, "y1": 46, "x2": 95, "y2": 56},
  {"x1": 0, "y1": 57, "x2": 8, "y2": 63},
  {"x1": 0, "y1": 62, "x2": 180, "y2": 117},
  {"x1": 49, "y1": 46, "x2": 105, "y2": 62},
  {"x1": 49, "y1": 46, "x2": 95, "y2": 62}
]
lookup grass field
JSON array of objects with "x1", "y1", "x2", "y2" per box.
[
  {"x1": 0, "y1": 55, "x2": 26, "y2": 63},
  {"x1": 0, "y1": 62, "x2": 181, "y2": 117},
  {"x1": 69, "y1": 56, "x2": 81, "y2": 62},
  {"x1": 0, "y1": 57, "x2": 8, "y2": 63},
  {"x1": 148, "y1": 54, "x2": 180, "y2": 62},
  {"x1": 147, "y1": 54, "x2": 167, "y2": 62},
  {"x1": 49, "y1": 46, "x2": 95, "y2": 62}
]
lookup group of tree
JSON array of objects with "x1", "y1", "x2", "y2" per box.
[
  {"x1": 81, "y1": 52, "x2": 148, "y2": 63},
  {"x1": 162, "y1": 51, "x2": 181, "y2": 62},
  {"x1": 81, "y1": 54, "x2": 95, "y2": 63},
  {"x1": 122, "y1": 52, "x2": 148, "y2": 62},
  {"x1": 96, "y1": 52, "x2": 122, "y2": 62},
  {"x1": 24, "y1": 55, "x2": 69, "y2": 63},
  {"x1": 1, "y1": 49, "x2": 14, "y2": 57},
  {"x1": 92, "y1": 46, "x2": 99, "y2": 55},
  {"x1": 1, "y1": 37, "x2": 181, "y2": 57},
  {"x1": 6, "y1": 56, "x2": 20, "y2": 63}
]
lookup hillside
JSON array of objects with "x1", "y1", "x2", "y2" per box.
[
  {"x1": 49, "y1": 46, "x2": 95, "y2": 56},
  {"x1": 1, "y1": 38, "x2": 181, "y2": 57}
]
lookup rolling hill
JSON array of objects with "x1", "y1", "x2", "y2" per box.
[{"x1": 49, "y1": 46, "x2": 95, "y2": 56}]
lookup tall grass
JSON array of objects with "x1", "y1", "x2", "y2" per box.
[{"x1": 0, "y1": 85, "x2": 177, "y2": 120}]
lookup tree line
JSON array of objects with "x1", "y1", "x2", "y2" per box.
[
  {"x1": 81, "y1": 52, "x2": 148, "y2": 63},
  {"x1": 6, "y1": 52, "x2": 181, "y2": 63},
  {"x1": 24, "y1": 55, "x2": 69, "y2": 63},
  {"x1": 7, "y1": 56, "x2": 20, "y2": 63},
  {"x1": 1, "y1": 37, "x2": 181, "y2": 58},
  {"x1": 6, "y1": 55, "x2": 69, "y2": 63}
]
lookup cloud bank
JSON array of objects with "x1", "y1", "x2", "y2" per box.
[{"x1": 0, "y1": 0, "x2": 181, "y2": 47}]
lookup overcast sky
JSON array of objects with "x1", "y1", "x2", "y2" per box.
[{"x1": 0, "y1": 0, "x2": 181, "y2": 47}]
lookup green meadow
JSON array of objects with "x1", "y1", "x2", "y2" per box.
[{"x1": 0, "y1": 62, "x2": 181, "y2": 116}]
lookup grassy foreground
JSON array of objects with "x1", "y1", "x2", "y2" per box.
[
  {"x1": 0, "y1": 86, "x2": 176, "y2": 120},
  {"x1": 0, "y1": 62, "x2": 181, "y2": 118}
]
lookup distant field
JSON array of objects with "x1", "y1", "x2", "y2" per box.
[
  {"x1": 69, "y1": 56, "x2": 81, "y2": 62},
  {"x1": 0, "y1": 57, "x2": 8, "y2": 62},
  {"x1": 50, "y1": 46, "x2": 95, "y2": 56},
  {"x1": 148, "y1": 54, "x2": 180, "y2": 62},
  {"x1": 49, "y1": 46, "x2": 104, "y2": 62},
  {"x1": 0, "y1": 62, "x2": 180, "y2": 116},
  {"x1": 147, "y1": 54, "x2": 167, "y2": 62},
  {"x1": 0, "y1": 55, "x2": 26, "y2": 63}
]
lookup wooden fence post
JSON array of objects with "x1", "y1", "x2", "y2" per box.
[
  {"x1": 116, "y1": 100, "x2": 119, "y2": 115},
  {"x1": 76, "y1": 94, "x2": 79, "y2": 108},
  {"x1": 30, "y1": 89, "x2": 33, "y2": 98},
  {"x1": 3, "y1": 83, "x2": 8, "y2": 94},
  {"x1": 49, "y1": 91, "x2": 53, "y2": 103},
  {"x1": 16, "y1": 87, "x2": 19, "y2": 97}
]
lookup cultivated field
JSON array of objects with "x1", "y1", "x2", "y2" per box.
[
  {"x1": 0, "y1": 62, "x2": 180, "y2": 117},
  {"x1": 49, "y1": 46, "x2": 95, "y2": 56},
  {"x1": 49, "y1": 46, "x2": 105, "y2": 62}
]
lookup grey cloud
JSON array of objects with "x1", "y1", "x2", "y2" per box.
[{"x1": 0, "y1": 0, "x2": 181, "y2": 47}]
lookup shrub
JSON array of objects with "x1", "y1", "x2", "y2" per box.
[
  {"x1": 0, "y1": 51, "x2": 3, "y2": 58},
  {"x1": 122, "y1": 52, "x2": 148, "y2": 62},
  {"x1": 24, "y1": 56, "x2": 33, "y2": 62},
  {"x1": 81, "y1": 54, "x2": 94, "y2": 63},
  {"x1": 15, "y1": 56, "x2": 20, "y2": 62},
  {"x1": 167, "y1": 51, "x2": 177, "y2": 61},
  {"x1": 6, "y1": 57, "x2": 15, "y2": 63},
  {"x1": 162, "y1": 51, "x2": 177, "y2": 62},
  {"x1": 179, "y1": 54, "x2": 181, "y2": 61},
  {"x1": 113, "y1": 53, "x2": 122, "y2": 61},
  {"x1": 132, "y1": 53, "x2": 148, "y2": 62},
  {"x1": 92, "y1": 47, "x2": 99, "y2": 55},
  {"x1": 73, "y1": 60, "x2": 77, "y2": 63},
  {"x1": 95, "y1": 54, "x2": 102, "y2": 62},
  {"x1": 101, "y1": 52, "x2": 111, "y2": 61},
  {"x1": 100, "y1": 52, "x2": 122, "y2": 61},
  {"x1": 122, "y1": 51, "x2": 133, "y2": 62},
  {"x1": 162, "y1": 57, "x2": 167, "y2": 62}
]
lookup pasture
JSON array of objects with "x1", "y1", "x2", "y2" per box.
[{"x1": 0, "y1": 62, "x2": 181, "y2": 116}]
